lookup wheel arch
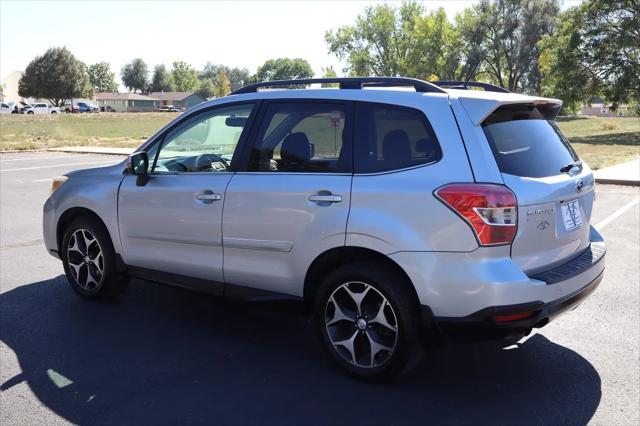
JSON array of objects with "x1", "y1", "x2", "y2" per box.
[
  {"x1": 57, "y1": 207, "x2": 110, "y2": 254},
  {"x1": 303, "y1": 246, "x2": 419, "y2": 307}
]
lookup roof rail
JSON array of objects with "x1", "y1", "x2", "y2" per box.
[
  {"x1": 431, "y1": 81, "x2": 510, "y2": 93},
  {"x1": 230, "y1": 77, "x2": 446, "y2": 95}
]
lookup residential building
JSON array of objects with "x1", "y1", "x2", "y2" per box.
[
  {"x1": 95, "y1": 93, "x2": 158, "y2": 112},
  {"x1": 149, "y1": 91, "x2": 206, "y2": 110}
]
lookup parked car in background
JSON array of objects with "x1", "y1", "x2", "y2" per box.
[
  {"x1": 62, "y1": 101, "x2": 100, "y2": 113},
  {"x1": 43, "y1": 77, "x2": 605, "y2": 380},
  {"x1": 21, "y1": 102, "x2": 60, "y2": 114},
  {"x1": 158, "y1": 105, "x2": 181, "y2": 112},
  {"x1": 0, "y1": 102, "x2": 13, "y2": 114}
]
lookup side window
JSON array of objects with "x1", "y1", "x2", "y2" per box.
[
  {"x1": 151, "y1": 103, "x2": 254, "y2": 173},
  {"x1": 248, "y1": 102, "x2": 351, "y2": 173},
  {"x1": 354, "y1": 103, "x2": 442, "y2": 173}
]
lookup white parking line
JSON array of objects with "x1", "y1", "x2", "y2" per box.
[
  {"x1": 0, "y1": 155, "x2": 82, "y2": 163},
  {"x1": 594, "y1": 196, "x2": 640, "y2": 231},
  {"x1": 0, "y1": 160, "x2": 116, "y2": 172},
  {"x1": 32, "y1": 178, "x2": 52, "y2": 183}
]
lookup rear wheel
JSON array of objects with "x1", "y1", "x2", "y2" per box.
[
  {"x1": 315, "y1": 261, "x2": 423, "y2": 380},
  {"x1": 61, "y1": 216, "x2": 123, "y2": 300}
]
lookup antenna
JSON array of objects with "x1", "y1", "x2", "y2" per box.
[{"x1": 464, "y1": 57, "x2": 482, "y2": 89}]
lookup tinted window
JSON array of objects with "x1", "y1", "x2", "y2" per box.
[
  {"x1": 354, "y1": 103, "x2": 442, "y2": 173},
  {"x1": 248, "y1": 102, "x2": 351, "y2": 173},
  {"x1": 483, "y1": 105, "x2": 579, "y2": 178},
  {"x1": 150, "y1": 103, "x2": 254, "y2": 173}
]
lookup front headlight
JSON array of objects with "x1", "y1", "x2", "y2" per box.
[{"x1": 50, "y1": 176, "x2": 68, "y2": 195}]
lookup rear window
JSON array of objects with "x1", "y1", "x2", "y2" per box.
[
  {"x1": 482, "y1": 105, "x2": 579, "y2": 178},
  {"x1": 354, "y1": 102, "x2": 442, "y2": 173}
]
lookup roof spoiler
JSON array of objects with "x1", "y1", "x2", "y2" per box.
[{"x1": 457, "y1": 96, "x2": 563, "y2": 126}]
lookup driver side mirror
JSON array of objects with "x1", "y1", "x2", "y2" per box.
[{"x1": 128, "y1": 151, "x2": 149, "y2": 186}]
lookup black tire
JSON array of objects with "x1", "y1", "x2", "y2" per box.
[
  {"x1": 315, "y1": 261, "x2": 424, "y2": 380},
  {"x1": 61, "y1": 216, "x2": 124, "y2": 300},
  {"x1": 27, "y1": 111, "x2": 34, "y2": 114}
]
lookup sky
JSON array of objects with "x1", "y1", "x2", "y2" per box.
[{"x1": 0, "y1": 0, "x2": 584, "y2": 88}]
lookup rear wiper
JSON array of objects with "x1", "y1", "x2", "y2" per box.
[{"x1": 560, "y1": 160, "x2": 583, "y2": 173}]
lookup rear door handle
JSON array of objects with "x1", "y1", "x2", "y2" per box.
[
  {"x1": 308, "y1": 194, "x2": 342, "y2": 203},
  {"x1": 195, "y1": 191, "x2": 221, "y2": 204}
]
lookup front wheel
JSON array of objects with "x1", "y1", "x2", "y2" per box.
[
  {"x1": 61, "y1": 216, "x2": 124, "y2": 300},
  {"x1": 315, "y1": 261, "x2": 423, "y2": 380}
]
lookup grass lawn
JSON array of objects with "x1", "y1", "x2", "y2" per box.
[
  {"x1": 1, "y1": 112, "x2": 638, "y2": 169},
  {"x1": 556, "y1": 116, "x2": 639, "y2": 169},
  {"x1": 0, "y1": 112, "x2": 178, "y2": 151}
]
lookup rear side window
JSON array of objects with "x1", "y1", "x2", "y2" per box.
[
  {"x1": 482, "y1": 105, "x2": 579, "y2": 178},
  {"x1": 354, "y1": 103, "x2": 442, "y2": 173},
  {"x1": 248, "y1": 102, "x2": 351, "y2": 173}
]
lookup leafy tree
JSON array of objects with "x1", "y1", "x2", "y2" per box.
[
  {"x1": 410, "y1": 8, "x2": 466, "y2": 80},
  {"x1": 213, "y1": 69, "x2": 231, "y2": 97},
  {"x1": 541, "y1": 0, "x2": 639, "y2": 109},
  {"x1": 196, "y1": 78, "x2": 215, "y2": 99},
  {"x1": 201, "y1": 63, "x2": 250, "y2": 91},
  {"x1": 171, "y1": 61, "x2": 199, "y2": 91},
  {"x1": 18, "y1": 47, "x2": 93, "y2": 106},
  {"x1": 88, "y1": 62, "x2": 118, "y2": 93},
  {"x1": 150, "y1": 64, "x2": 174, "y2": 92},
  {"x1": 325, "y1": 2, "x2": 423, "y2": 76},
  {"x1": 325, "y1": 2, "x2": 464, "y2": 80},
  {"x1": 460, "y1": 0, "x2": 559, "y2": 93},
  {"x1": 320, "y1": 65, "x2": 338, "y2": 87},
  {"x1": 121, "y1": 58, "x2": 149, "y2": 93},
  {"x1": 253, "y1": 58, "x2": 314, "y2": 81}
]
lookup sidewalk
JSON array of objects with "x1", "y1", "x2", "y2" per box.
[
  {"x1": 47, "y1": 146, "x2": 135, "y2": 155},
  {"x1": 593, "y1": 158, "x2": 640, "y2": 186}
]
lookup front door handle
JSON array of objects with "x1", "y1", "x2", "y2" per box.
[
  {"x1": 195, "y1": 191, "x2": 221, "y2": 204},
  {"x1": 308, "y1": 193, "x2": 342, "y2": 203}
]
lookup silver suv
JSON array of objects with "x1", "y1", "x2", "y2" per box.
[{"x1": 43, "y1": 77, "x2": 605, "y2": 379}]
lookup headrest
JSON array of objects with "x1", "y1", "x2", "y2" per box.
[{"x1": 281, "y1": 133, "x2": 311, "y2": 163}]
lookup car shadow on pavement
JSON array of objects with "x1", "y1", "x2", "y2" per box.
[{"x1": 1, "y1": 276, "x2": 601, "y2": 425}]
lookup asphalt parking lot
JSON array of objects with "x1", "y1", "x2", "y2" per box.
[{"x1": 1, "y1": 152, "x2": 639, "y2": 425}]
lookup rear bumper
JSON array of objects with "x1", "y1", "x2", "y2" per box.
[{"x1": 431, "y1": 268, "x2": 603, "y2": 339}]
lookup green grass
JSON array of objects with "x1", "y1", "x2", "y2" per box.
[
  {"x1": 0, "y1": 112, "x2": 178, "y2": 151},
  {"x1": 556, "y1": 116, "x2": 639, "y2": 169},
  {"x1": 1, "y1": 112, "x2": 638, "y2": 169}
]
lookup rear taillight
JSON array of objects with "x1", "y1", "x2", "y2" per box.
[{"x1": 435, "y1": 183, "x2": 517, "y2": 246}]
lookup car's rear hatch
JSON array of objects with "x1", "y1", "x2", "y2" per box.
[{"x1": 481, "y1": 103, "x2": 595, "y2": 274}]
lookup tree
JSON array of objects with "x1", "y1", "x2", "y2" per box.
[
  {"x1": 201, "y1": 63, "x2": 250, "y2": 91},
  {"x1": 196, "y1": 78, "x2": 215, "y2": 99},
  {"x1": 18, "y1": 47, "x2": 93, "y2": 106},
  {"x1": 121, "y1": 58, "x2": 149, "y2": 93},
  {"x1": 320, "y1": 65, "x2": 338, "y2": 87},
  {"x1": 213, "y1": 69, "x2": 231, "y2": 97},
  {"x1": 150, "y1": 64, "x2": 174, "y2": 92},
  {"x1": 88, "y1": 62, "x2": 118, "y2": 93},
  {"x1": 171, "y1": 61, "x2": 199, "y2": 91},
  {"x1": 540, "y1": 0, "x2": 639, "y2": 109},
  {"x1": 253, "y1": 58, "x2": 314, "y2": 82},
  {"x1": 325, "y1": 2, "x2": 464, "y2": 80},
  {"x1": 460, "y1": 0, "x2": 559, "y2": 92}
]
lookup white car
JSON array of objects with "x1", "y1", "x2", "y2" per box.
[
  {"x1": 22, "y1": 103, "x2": 60, "y2": 114},
  {"x1": 0, "y1": 102, "x2": 13, "y2": 114}
]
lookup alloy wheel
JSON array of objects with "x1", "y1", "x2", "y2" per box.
[
  {"x1": 67, "y1": 229, "x2": 104, "y2": 291},
  {"x1": 325, "y1": 281, "x2": 399, "y2": 368}
]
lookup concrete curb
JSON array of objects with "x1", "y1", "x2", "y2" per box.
[
  {"x1": 46, "y1": 147, "x2": 134, "y2": 156},
  {"x1": 595, "y1": 178, "x2": 640, "y2": 187}
]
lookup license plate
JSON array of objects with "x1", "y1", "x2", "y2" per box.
[{"x1": 561, "y1": 199, "x2": 582, "y2": 231}]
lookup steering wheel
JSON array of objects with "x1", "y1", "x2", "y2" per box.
[{"x1": 194, "y1": 153, "x2": 230, "y2": 172}]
